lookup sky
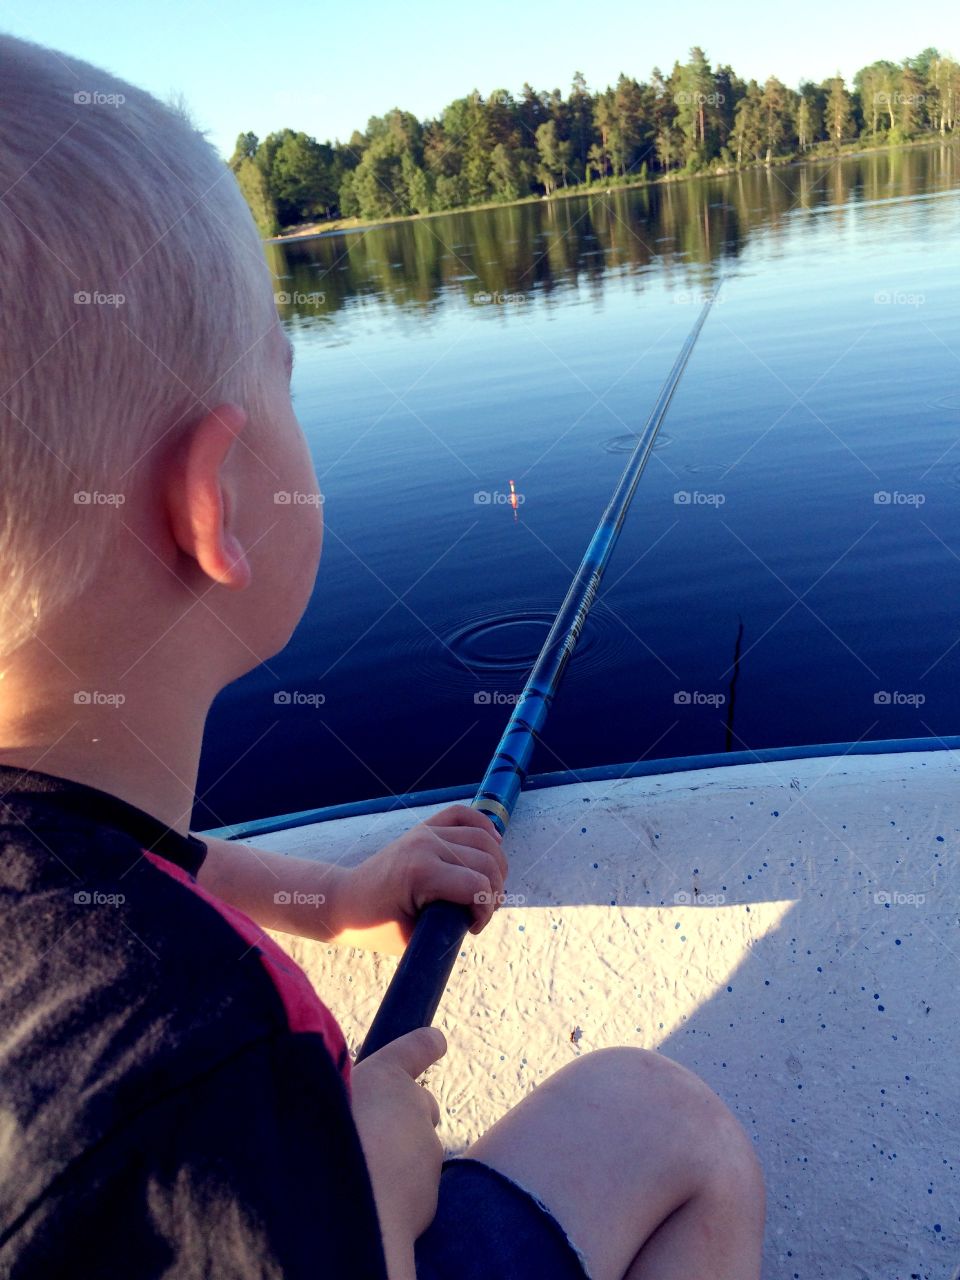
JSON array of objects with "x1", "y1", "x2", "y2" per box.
[{"x1": 0, "y1": 0, "x2": 952, "y2": 159}]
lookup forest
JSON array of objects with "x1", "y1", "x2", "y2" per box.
[{"x1": 228, "y1": 47, "x2": 959, "y2": 236}]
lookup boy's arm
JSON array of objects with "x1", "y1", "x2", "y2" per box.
[
  {"x1": 194, "y1": 833, "x2": 353, "y2": 940},
  {"x1": 196, "y1": 834, "x2": 419, "y2": 954},
  {"x1": 193, "y1": 803, "x2": 507, "y2": 955}
]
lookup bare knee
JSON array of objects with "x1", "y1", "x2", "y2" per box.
[
  {"x1": 555, "y1": 1047, "x2": 764, "y2": 1203},
  {"x1": 464, "y1": 1047, "x2": 764, "y2": 1280}
]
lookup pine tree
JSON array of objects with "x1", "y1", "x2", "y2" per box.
[
  {"x1": 759, "y1": 77, "x2": 792, "y2": 159},
  {"x1": 825, "y1": 76, "x2": 854, "y2": 147},
  {"x1": 568, "y1": 71, "x2": 593, "y2": 183},
  {"x1": 229, "y1": 132, "x2": 259, "y2": 171},
  {"x1": 234, "y1": 157, "x2": 278, "y2": 237},
  {"x1": 674, "y1": 47, "x2": 716, "y2": 167},
  {"x1": 898, "y1": 65, "x2": 925, "y2": 136},
  {"x1": 731, "y1": 82, "x2": 763, "y2": 164}
]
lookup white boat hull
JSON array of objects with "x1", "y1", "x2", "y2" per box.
[{"x1": 217, "y1": 747, "x2": 960, "y2": 1279}]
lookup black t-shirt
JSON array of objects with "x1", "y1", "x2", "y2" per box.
[{"x1": 0, "y1": 764, "x2": 388, "y2": 1278}]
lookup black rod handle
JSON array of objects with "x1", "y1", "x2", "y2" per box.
[{"x1": 355, "y1": 899, "x2": 473, "y2": 1061}]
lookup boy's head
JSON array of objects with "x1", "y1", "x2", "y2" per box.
[{"x1": 0, "y1": 35, "x2": 322, "y2": 702}]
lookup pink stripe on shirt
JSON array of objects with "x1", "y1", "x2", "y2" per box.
[{"x1": 143, "y1": 850, "x2": 351, "y2": 1093}]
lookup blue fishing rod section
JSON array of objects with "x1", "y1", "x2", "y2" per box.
[{"x1": 349, "y1": 291, "x2": 720, "y2": 1059}]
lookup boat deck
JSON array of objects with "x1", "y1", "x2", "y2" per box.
[{"x1": 213, "y1": 746, "x2": 960, "y2": 1278}]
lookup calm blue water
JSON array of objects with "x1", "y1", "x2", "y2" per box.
[{"x1": 194, "y1": 145, "x2": 960, "y2": 828}]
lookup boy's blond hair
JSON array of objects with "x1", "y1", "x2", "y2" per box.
[{"x1": 0, "y1": 35, "x2": 276, "y2": 658}]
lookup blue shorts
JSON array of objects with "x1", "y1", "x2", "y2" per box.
[{"x1": 415, "y1": 1156, "x2": 591, "y2": 1280}]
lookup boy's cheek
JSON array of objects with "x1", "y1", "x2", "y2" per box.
[{"x1": 281, "y1": 496, "x2": 323, "y2": 587}]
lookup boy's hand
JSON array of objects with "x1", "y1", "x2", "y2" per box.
[
  {"x1": 337, "y1": 804, "x2": 508, "y2": 948},
  {"x1": 194, "y1": 803, "x2": 508, "y2": 954},
  {"x1": 351, "y1": 1026, "x2": 447, "y2": 1279}
]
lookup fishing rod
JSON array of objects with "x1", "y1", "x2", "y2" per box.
[{"x1": 357, "y1": 288, "x2": 719, "y2": 1062}]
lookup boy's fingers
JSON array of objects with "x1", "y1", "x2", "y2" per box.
[
  {"x1": 377, "y1": 1026, "x2": 447, "y2": 1079},
  {"x1": 421, "y1": 1085, "x2": 441, "y2": 1128},
  {"x1": 420, "y1": 822, "x2": 507, "y2": 880},
  {"x1": 415, "y1": 861, "x2": 496, "y2": 927},
  {"x1": 423, "y1": 803, "x2": 503, "y2": 847},
  {"x1": 435, "y1": 842, "x2": 504, "y2": 897}
]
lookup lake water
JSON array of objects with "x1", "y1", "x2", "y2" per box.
[{"x1": 194, "y1": 144, "x2": 960, "y2": 829}]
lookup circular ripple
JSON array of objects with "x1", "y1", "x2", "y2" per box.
[
  {"x1": 446, "y1": 612, "x2": 557, "y2": 673},
  {"x1": 683, "y1": 461, "x2": 730, "y2": 476},
  {"x1": 392, "y1": 600, "x2": 638, "y2": 698},
  {"x1": 603, "y1": 431, "x2": 673, "y2": 454},
  {"x1": 929, "y1": 393, "x2": 960, "y2": 414}
]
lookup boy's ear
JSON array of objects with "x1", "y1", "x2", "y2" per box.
[{"x1": 165, "y1": 403, "x2": 252, "y2": 590}]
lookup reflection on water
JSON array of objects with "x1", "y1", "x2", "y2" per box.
[
  {"x1": 266, "y1": 145, "x2": 959, "y2": 328},
  {"x1": 195, "y1": 144, "x2": 960, "y2": 828}
]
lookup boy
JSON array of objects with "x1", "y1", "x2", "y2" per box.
[{"x1": 0, "y1": 34, "x2": 765, "y2": 1279}]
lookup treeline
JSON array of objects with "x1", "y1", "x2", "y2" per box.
[{"x1": 229, "y1": 47, "x2": 959, "y2": 236}]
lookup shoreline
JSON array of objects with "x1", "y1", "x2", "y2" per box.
[{"x1": 264, "y1": 133, "x2": 955, "y2": 245}]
